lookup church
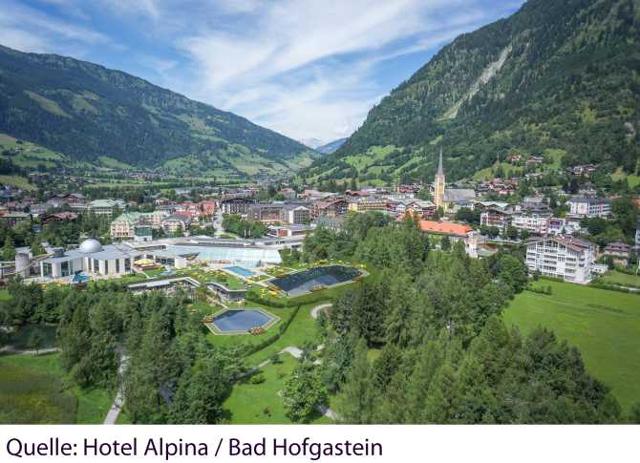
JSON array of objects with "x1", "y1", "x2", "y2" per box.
[{"x1": 433, "y1": 148, "x2": 476, "y2": 212}]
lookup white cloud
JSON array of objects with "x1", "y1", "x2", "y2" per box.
[
  {"x1": 0, "y1": 0, "x2": 524, "y2": 143},
  {"x1": 0, "y1": 0, "x2": 112, "y2": 54},
  {"x1": 174, "y1": 0, "x2": 517, "y2": 142}
]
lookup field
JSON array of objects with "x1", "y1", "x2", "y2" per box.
[
  {"x1": 224, "y1": 354, "x2": 330, "y2": 424},
  {"x1": 598, "y1": 270, "x2": 640, "y2": 288},
  {"x1": 611, "y1": 167, "x2": 640, "y2": 188},
  {"x1": 0, "y1": 353, "x2": 114, "y2": 423},
  {"x1": 504, "y1": 280, "x2": 640, "y2": 411},
  {"x1": 0, "y1": 174, "x2": 36, "y2": 191}
]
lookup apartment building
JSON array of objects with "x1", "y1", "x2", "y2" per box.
[
  {"x1": 566, "y1": 196, "x2": 611, "y2": 218},
  {"x1": 525, "y1": 235, "x2": 596, "y2": 284}
]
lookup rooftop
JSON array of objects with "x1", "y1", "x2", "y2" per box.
[{"x1": 419, "y1": 220, "x2": 473, "y2": 236}]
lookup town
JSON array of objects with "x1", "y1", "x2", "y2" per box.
[
  {"x1": 1, "y1": 148, "x2": 638, "y2": 287},
  {"x1": 1, "y1": 0, "x2": 639, "y2": 432}
]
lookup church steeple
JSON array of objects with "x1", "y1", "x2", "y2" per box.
[{"x1": 434, "y1": 146, "x2": 446, "y2": 210}]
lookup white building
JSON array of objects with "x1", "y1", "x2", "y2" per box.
[
  {"x1": 525, "y1": 235, "x2": 596, "y2": 284},
  {"x1": 512, "y1": 213, "x2": 549, "y2": 235},
  {"x1": 40, "y1": 239, "x2": 142, "y2": 279},
  {"x1": 566, "y1": 197, "x2": 611, "y2": 218},
  {"x1": 547, "y1": 217, "x2": 581, "y2": 235},
  {"x1": 88, "y1": 199, "x2": 126, "y2": 216},
  {"x1": 110, "y1": 211, "x2": 166, "y2": 239}
]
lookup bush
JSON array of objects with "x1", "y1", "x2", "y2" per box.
[{"x1": 249, "y1": 373, "x2": 266, "y2": 384}]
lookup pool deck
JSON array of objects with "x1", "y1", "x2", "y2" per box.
[{"x1": 205, "y1": 307, "x2": 280, "y2": 336}]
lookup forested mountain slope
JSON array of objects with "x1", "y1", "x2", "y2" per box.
[
  {"x1": 307, "y1": 0, "x2": 640, "y2": 184},
  {"x1": 0, "y1": 45, "x2": 316, "y2": 178}
]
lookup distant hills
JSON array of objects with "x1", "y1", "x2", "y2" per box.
[
  {"x1": 316, "y1": 138, "x2": 347, "y2": 155},
  {"x1": 307, "y1": 0, "x2": 640, "y2": 184},
  {"x1": 0, "y1": 45, "x2": 317, "y2": 179}
]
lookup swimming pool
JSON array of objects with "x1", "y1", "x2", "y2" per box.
[
  {"x1": 225, "y1": 265, "x2": 256, "y2": 278},
  {"x1": 211, "y1": 309, "x2": 277, "y2": 333},
  {"x1": 270, "y1": 265, "x2": 362, "y2": 296}
]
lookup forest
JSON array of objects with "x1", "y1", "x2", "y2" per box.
[
  {"x1": 1, "y1": 212, "x2": 639, "y2": 423},
  {"x1": 307, "y1": 0, "x2": 640, "y2": 184}
]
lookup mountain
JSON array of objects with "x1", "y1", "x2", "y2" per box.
[
  {"x1": 300, "y1": 138, "x2": 325, "y2": 149},
  {"x1": 307, "y1": 0, "x2": 640, "y2": 184},
  {"x1": 316, "y1": 138, "x2": 347, "y2": 154},
  {"x1": 0, "y1": 45, "x2": 317, "y2": 178}
]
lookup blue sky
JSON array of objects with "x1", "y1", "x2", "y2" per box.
[{"x1": 1, "y1": 0, "x2": 524, "y2": 144}]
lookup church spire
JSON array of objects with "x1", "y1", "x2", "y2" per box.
[{"x1": 434, "y1": 146, "x2": 446, "y2": 210}]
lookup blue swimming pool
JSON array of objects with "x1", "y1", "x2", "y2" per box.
[
  {"x1": 225, "y1": 265, "x2": 256, "y2": 278},
  {"x1": 211, "y1": 309, "x2": 275, "y2": 332}
]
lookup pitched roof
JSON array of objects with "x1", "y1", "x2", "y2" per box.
[{"x1": 419, "y1": 220, "x2": 472, "y2": 237}]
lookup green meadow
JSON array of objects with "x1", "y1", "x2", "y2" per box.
[
  {"x1": 0, "y1": 353, "x2": 115, "y2": 424},
  {"x1": 504, "y1": 280, "x2": 640, "y2": 411}
]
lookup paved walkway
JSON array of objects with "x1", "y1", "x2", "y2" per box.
[
  {"x1": 0, "y1": 346, "x2": 60, "y2": 355},
  {"x1": 310, "y1": 303, "x2": 332, "y2": 319},
  {"x1": 104, "y1": 351, "x2": 128, "y2": 425}
]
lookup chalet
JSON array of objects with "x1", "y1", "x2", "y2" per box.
[
  {"x1": 311, "y1": 197, "x2": 348, "y2": 219},
  {"x1": 42, "y1": 211, "x2": 79, "y2": 225}
]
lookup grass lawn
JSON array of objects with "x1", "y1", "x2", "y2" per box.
[
  {"x1": 224, "y1": 354, "x2": 330, "y2": 424},
  {"x1": 503, "y1": 280, "x2": 640, "y2": 411},
  {"x1": 598, "y1": 270, "x2": 640, "y2": 288},
  {"x1": 0, "y1": 353, "x2": 114, "y2": 423},
  {"x1": 244, "y1": 302, "x2": 322, "y2": 365}
]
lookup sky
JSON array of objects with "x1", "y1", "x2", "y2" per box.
[{"x1": 0, "y1": 0, "x2": 524, "y2": 144}]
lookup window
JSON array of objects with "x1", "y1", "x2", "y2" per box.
[
  {"x1": 125, "y1": 258, "x2": 131, "y2": 271},
  {"x1": 93, "y1": 259, "x2": 99, "y2": 273},
  {"x1": 42, "y1": 262, "x2": 52, "y2": 277},
  {"x1": 116, "y1": 259, "x2": 120, "y2": 273},
  {"x1": 61, "y1": 261, "x2": 70, "y2": 277},
  {"x1": 104, "y1": 260, "x2": 109, "y2": 274}
]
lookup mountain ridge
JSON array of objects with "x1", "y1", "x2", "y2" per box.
[
  {"x1": 0, "y1": 44, "x2": 316, "y2": 178},
  {"x1": 307, "y1": 0, "x2": 640, "y2": 184}
]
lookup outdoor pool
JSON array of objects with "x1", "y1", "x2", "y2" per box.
[
  {"x1": 270, "y1": 265, "x2": 362, "y2": 296},
  {"x1": 210, "y1": 309, "x2": 277, "y2": 333},
  {"x1": 225, "y1": 265, "x2": 256, "y2": 278}
]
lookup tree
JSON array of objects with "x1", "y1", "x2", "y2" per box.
[
  {"x1": 495, "y1": 254, "x2": 529, "y2": 294},
  {"x1": 505, "y1": 226, "x2": 519, "y2": 241},
  {"x1": 170, "y1": 356, "x2": 232, "y2": 423},
  {"x1": 2, "y1": 236, "x2": 16, "y2": 261},
  {"x1": 337, "y1": 339, "x2": 376, "y2": 423},
  {"x1": 440, "y1": 235, "x2": 451, "y2": 251},
  {"x1": 26, "y1": 329, "x2": 45, "y2": 354},
  {"x1": 31, "y1": 239, "x2": 46, "y2": 256},
  {"x1": 282, "y1": 363, "x2": 327, "y2": 423},
  {"x1": 338, "y1": 339, "x2": 376, "y2": 424}
]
